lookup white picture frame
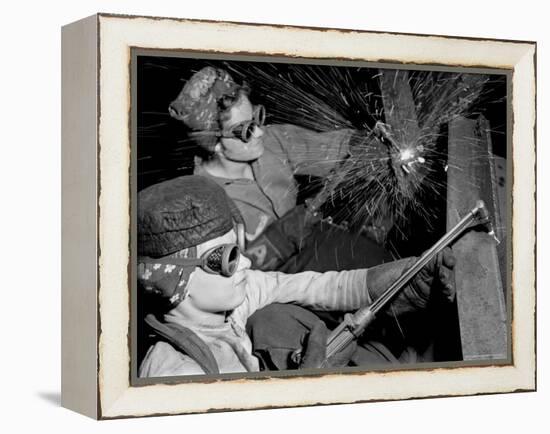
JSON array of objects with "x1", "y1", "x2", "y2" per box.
[{"x1": 61, "y1": 13, "x2": 536, "y2": 419}]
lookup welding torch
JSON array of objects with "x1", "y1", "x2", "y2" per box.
[{"x1": 292, "y1": 200, "x2": 496, "y2": 367}]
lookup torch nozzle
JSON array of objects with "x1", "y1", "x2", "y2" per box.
[{"x1": 473, "y1": 200, "x2": 500, "y2": 244}]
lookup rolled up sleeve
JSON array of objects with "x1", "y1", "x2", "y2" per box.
[{"x1": 265, "y1": 124, "x2": 354, "y2": 177}]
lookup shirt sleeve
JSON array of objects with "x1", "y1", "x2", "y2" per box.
[
  {"x1": 138, "y1": 341, "x2": 206, "y2": 377},
  {"x1": 233, "y1": 268, "x2": 372, "y2": 321},
  {"x1": 264, "y1": 124, "x2": 354, "y2": 177}
]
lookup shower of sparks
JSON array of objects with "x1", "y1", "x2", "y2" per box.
[
  {"x1": 139, "y1": 60, "x2": 504, "y2": 241},
  {"x1": 226, "y1": 63, "x2": 497, "y2": 238},
  {"x1": 225, "y1": 62, "x2": 362, "y2": 131}
]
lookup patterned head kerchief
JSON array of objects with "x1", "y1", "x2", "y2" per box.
[
  {"x1": 168, "y1": 67, "x2": 242, "y2": 152},
  {"x1": 138, "y1": 247, "x2": 197, "y2": 308}
]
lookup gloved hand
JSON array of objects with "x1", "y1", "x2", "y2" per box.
[
  {"x1": 366, "y1": 248, "x2": 457, "y2": 317},
  {"x1": 300, "y1": 321, "x2": 357, "y2": 369},
  {"x1": 399, "y1": 247, "x2": 457, "y2": 311}
]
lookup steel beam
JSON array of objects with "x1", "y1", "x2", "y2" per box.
[{"x1": 447, "y1": 115, "x2": 508, "y2": 361}]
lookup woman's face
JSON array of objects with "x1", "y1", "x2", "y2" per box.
[
  {"x1": 185, "y1": 229, "x2": 251, "y2": 313},
  {"x1": 217, "y1": 95, "x2": 265, "y2": 162}
]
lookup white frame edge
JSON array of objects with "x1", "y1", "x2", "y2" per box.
[{"x1": 61, "y1": 14, "x2": 100, "y2": 419}]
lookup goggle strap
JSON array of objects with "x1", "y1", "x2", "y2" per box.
[
  {"x1": 138, "y1": 244, "x2": 239, "y2": 277},
  {"x1": 138, "y1": 256, "x2": 203, "y2": 268}
]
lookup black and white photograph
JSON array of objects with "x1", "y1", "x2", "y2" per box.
[
  {"x1": 2, "y1": 0, "x2": 546, "y2": 429},
  {"x1": 133, "y1": 53, "x2": 510, "y2": 381}
]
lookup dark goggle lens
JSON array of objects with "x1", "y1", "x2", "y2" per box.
[
  {"x1": 229, "y1": 121, "x2": 257, "y2": 142},
  {"x1": 204, "y1": 244, "x2": 240, "y2": 276},
  {"x1": 241, "y1": 123, "x2": 255, "y2": 142},
  {"x1": 225, "y1": 244, "x2": 239, "y2": 275},
  {"x1": 205, "y1": 247, "x2": 224, "y2": 274},
  {"x1": 221, "y1": 105, "x2": 266, "y2": 143}
]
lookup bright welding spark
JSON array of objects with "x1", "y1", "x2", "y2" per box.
[{"x1": 400, "y1": 148, "x2": 415, "y2": 161}]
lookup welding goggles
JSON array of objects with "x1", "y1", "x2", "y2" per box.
[
  {"x1": 139, "y1": 243, "x2": 241, "y2": 278},
  {"x1": 218, "y1": 104, "x2": 266, "y2": 142}
]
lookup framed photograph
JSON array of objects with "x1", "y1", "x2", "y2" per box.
[{"x1": 61, "y1": 13, "x2": 536, "y2": 419}]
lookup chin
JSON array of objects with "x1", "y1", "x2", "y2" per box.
[
  {"x1": 228, "y1": 143, "x2": 264, "y2": 162},
  {"x1": 226, "y1": 287, "x2": 247, "y2": 311},
  {"x1": 206, "y1": 290, "x2": 246, "y2": 313},
  {"x1": 231, "y1": 290, "x2": 247, "y2": 310}
]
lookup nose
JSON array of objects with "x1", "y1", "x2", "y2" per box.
[
  {"x1": 251, "y1": 125, "x2": 264, "y2": 139},
  {"x1": 237, "y1": 254, "x2": 251, "y2": 272}
]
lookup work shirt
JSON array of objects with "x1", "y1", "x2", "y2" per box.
[
  {"x1": 139, "y1": 267, "x2": 373, "y2": 377},
  {"x1": 194, "y1": 123, "x2": 354, "y2": 242}
]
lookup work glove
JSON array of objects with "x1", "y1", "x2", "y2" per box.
[
  {"x1": 411, "y1": 247, "x2": 456, "y2": 305},
  {"x1": 300, "y1": 321, "x2": 357, "y2": 369},
  {"x1": 247, "y1": 304, "x2": 356, "y2": 370},
  {"x1": 366, "y1": 247, "x2": 457, "y2": 317},
  {"x1": 394, "y1": 247, "x2": 456, "y2": 314}
]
